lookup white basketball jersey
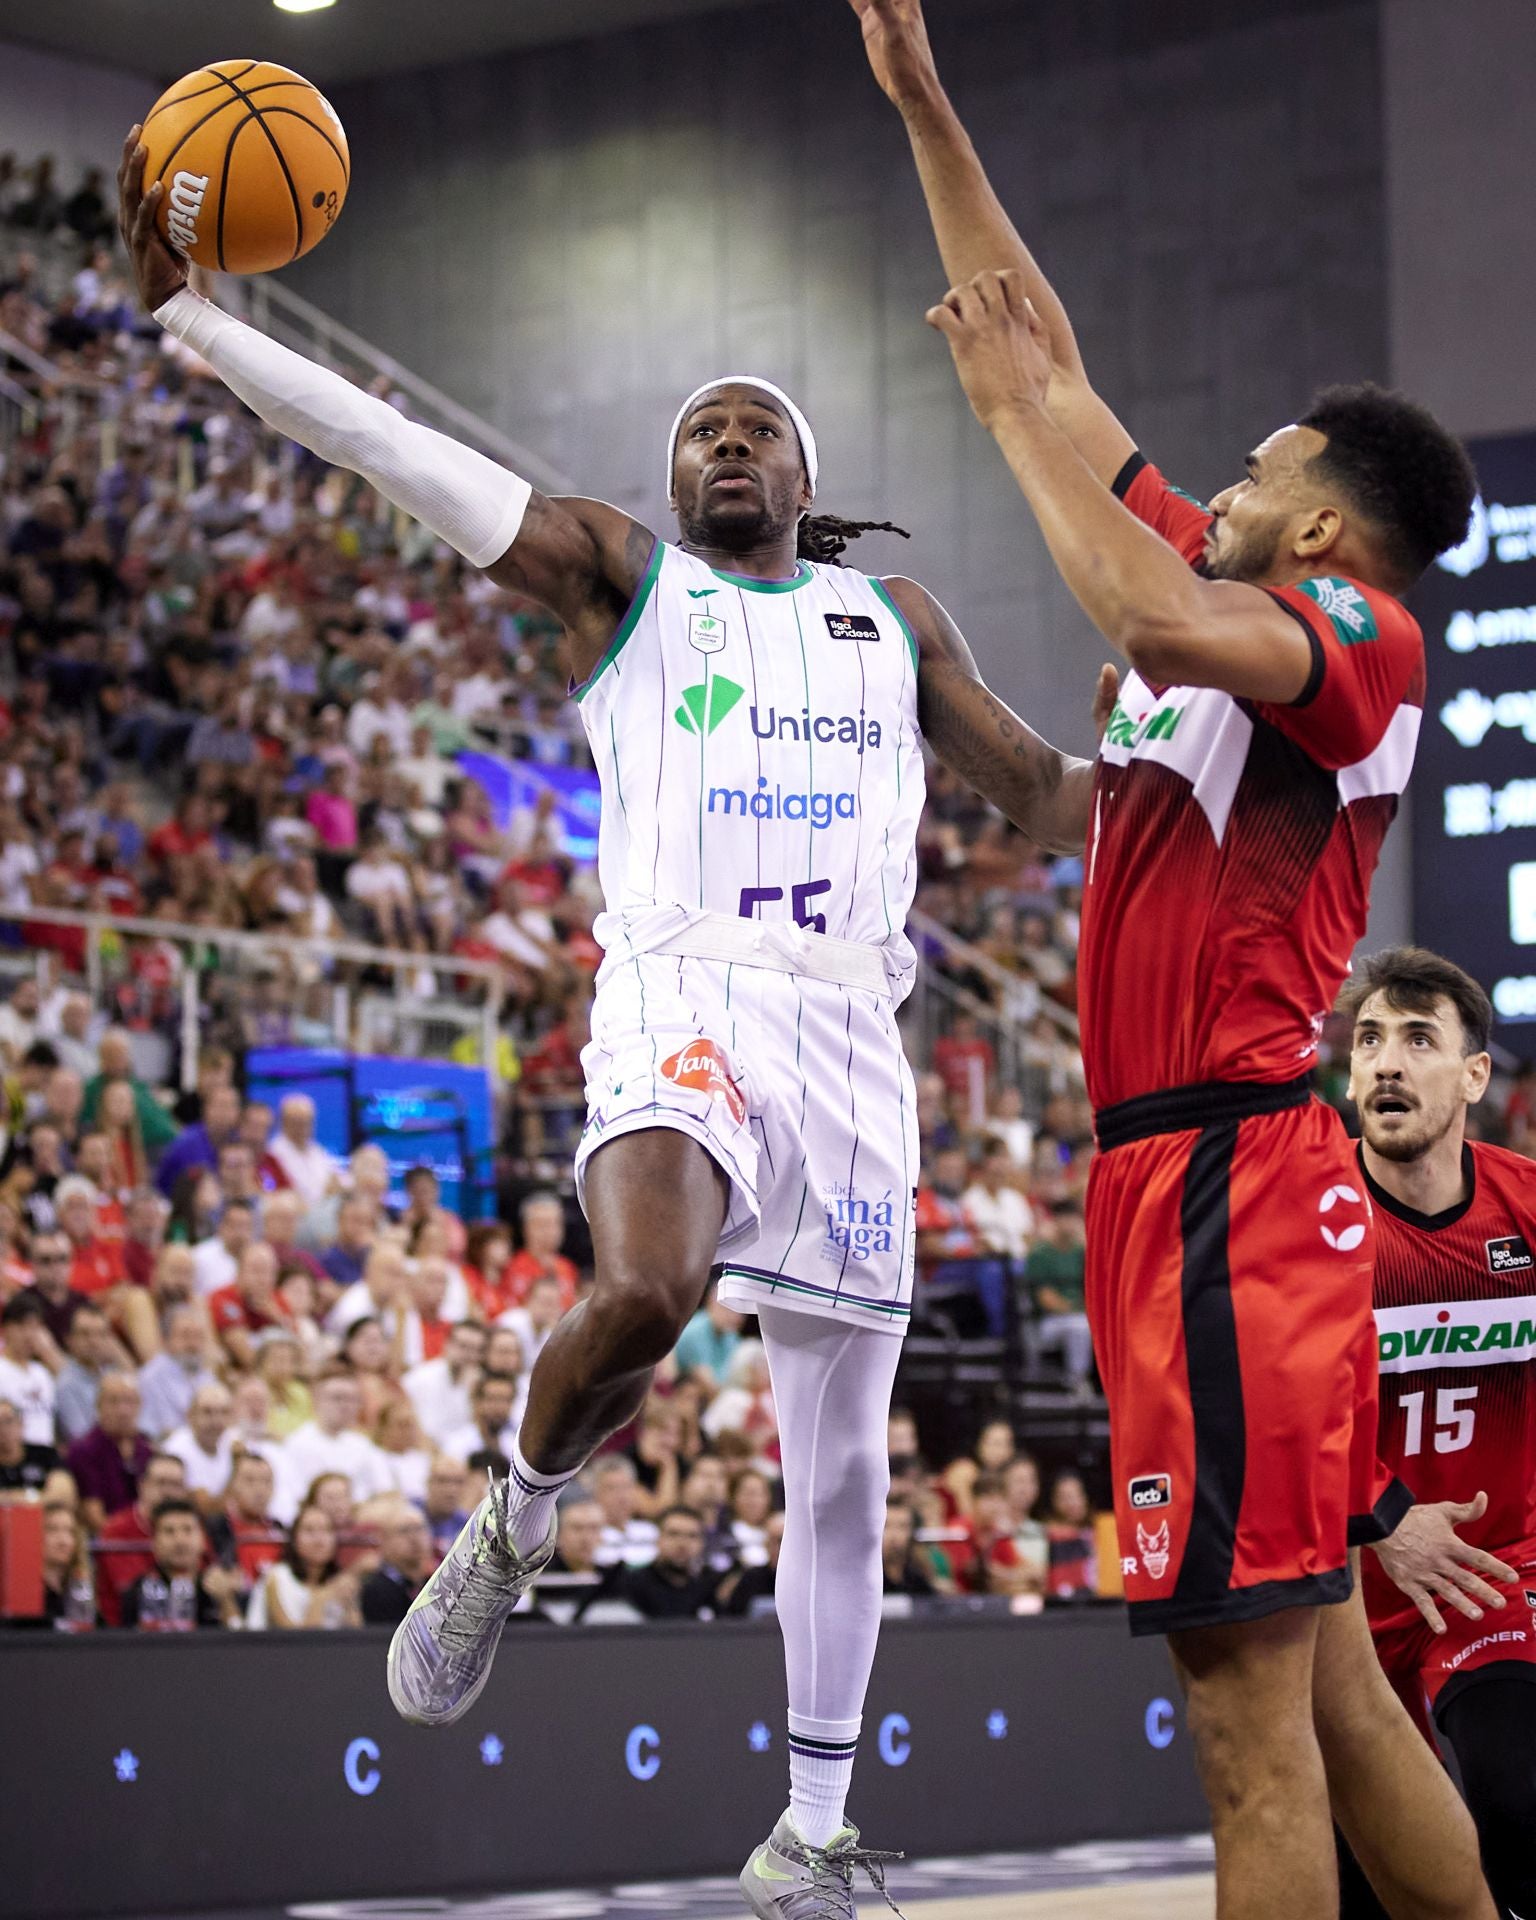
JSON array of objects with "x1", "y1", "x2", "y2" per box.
[{"x1": 575, "y1": 539, "x2": 924, "y2": 970}]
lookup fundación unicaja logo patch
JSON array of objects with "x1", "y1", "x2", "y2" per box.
[
  {"x1": 1297, "y1": 576, "x2": 1378, "y2": 646},
  {"x1": 674, "y1": 676, "x2": 744, "y2": 737}
]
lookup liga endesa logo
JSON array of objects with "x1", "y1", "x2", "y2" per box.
[{"x1": 660, "y1": 1037, "x2": 746, "y2": 1125}]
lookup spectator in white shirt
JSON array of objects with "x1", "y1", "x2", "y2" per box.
[
  {"x1": 372, "y1": 1400, "x2": 432, "y2": 1503},
  {"x1": 397, "y1": 722, "x2": 453, "y2": 808},
  {"x1": 478, "y1": 877, "x2": 557, "y2": 971},
  {"x1": 346, "y1": 665, "x2": 413, "y2": 759},
  {"x1": 193, "y1": 1199, "x2": 256, "y2": 1298},
  {"x1": 962, "y1": 1139, "x2": 1036, "y2": 1263},
  {"x1": 42, "y1": 992, "x2": 102, "y2": 1081},
  {"x1": 272, "y1": 1372, "x2": 390, "y2": 1524},
  {"x1": 0, "y1": 813, "x2": 41, "y2": 923},
  {"x1": 344, "y1": 831, "x2": 415, "y2": 946},
  {"x1": 441, "y1": 1370, "x2": 519, "y2": 1467},
  {"x1": 0, "y1": 1294, "x2": 58, "y2": 1445},
  {"x1": 265, "y1": 1096, "x2": 342, "y2": 1212},
  {"x1": 590, "y1": 1455, "x2": 659, "y2": 1568},
  {"x1": 498, "y1": 1270, "x2": 565, "y2": 1371},
  {"x1": 163, "y1": 1382, "x2": 236, "y2": 1513},
  {"x1": 328, "y1": 1239, "x2": 408, "y2": 1340},
  {"x1": 402, "y1": 1321, "x2": 485, "y2": 1448}
]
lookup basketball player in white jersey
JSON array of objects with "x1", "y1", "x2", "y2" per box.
[{"x1": 121, "y1": 134, "x2": 1107, "y2": 1917}]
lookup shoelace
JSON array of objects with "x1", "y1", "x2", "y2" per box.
[
  {"x1": 436, "y1": 1474, "x2": 519, "y2": 1654},
  {"x1": 800, "y1": 1838, "x2": 907, "y2": 1920}
]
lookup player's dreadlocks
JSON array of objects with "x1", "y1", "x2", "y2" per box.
[{"x1": 797, "y1": 514, "x2": 911, "y2": 566}]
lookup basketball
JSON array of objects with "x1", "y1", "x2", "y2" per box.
[{"x1": 138, "y1": 59, "x2": 348, "y2": 275}]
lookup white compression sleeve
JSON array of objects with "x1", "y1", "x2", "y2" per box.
[{"x1": 153, "y1": 289, "x2": 531, "y2": 568}]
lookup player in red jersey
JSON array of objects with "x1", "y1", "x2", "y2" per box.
[
  {"x1": 853, "y1": 3, "x2": 1491, "y2": 1913},
  {"x1": 1338, "y1": 948, "x2": 1535, "y2": 1920}
]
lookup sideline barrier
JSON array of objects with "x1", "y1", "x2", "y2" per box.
[{"x1": 0, "y1": 1611, "x2": 1203, "y2": 1916}]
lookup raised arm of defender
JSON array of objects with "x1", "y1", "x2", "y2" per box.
[
  {"x1": 850, "y1": 0, "x2": 1134, "y2": 487},
  {"x1": 116, "y1": 128, "x2": 649, "y2": 685},
  {"x1": 882, "y1": 574, "x2": 1115, "y2": 855}
]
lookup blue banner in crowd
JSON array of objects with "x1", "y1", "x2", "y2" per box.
[
  {"x1": 455, "y1": 750, "x2": 601, "y2": 863},
  {"x1": 245, "y1": 1049, "x2": 495, "y2": 1217}
]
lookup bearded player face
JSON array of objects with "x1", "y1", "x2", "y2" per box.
[
  {"x1": 670, "y1": 385, "x2": 812, "y2": 552},
  {"x1": 1348, "y1": 989, "x2": 1492, "y2": 1164},
  {"x1": 1203, "y1": 423, "x2": 1332, "y2": 586}
]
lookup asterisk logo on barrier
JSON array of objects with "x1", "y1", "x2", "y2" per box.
[
  {"x1": 113, "y1": 1748, "x2": 139, "y2": 1783},
  {"x1": 986, "y1": 1711, "x2": 1009, "y2": 1741},
  {"x1": 748, "y1": 1722, "x2": 772, "y2": 1753},
  {"x1": 479, "y1": 1734, "x2": 504, "y2": 1767}
]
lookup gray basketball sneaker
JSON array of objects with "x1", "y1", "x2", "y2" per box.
[
  {"x1": 739, "y1": 1811, "x2": 905, "y2": 1918},
  {"x1": 386, "y1": 1475, "x2": 556, "y2": 1726}
]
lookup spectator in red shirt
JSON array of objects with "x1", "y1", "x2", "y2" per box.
[
  {"x1": 209, "y1": 1242, "x2": 292, "y2": 1371},
  {"x1": 66, "y1": 1371, "x2": 154, "y2": 1532},
  {"x1": 958, "y1": 1471, "x2": 1031, "y2": 1597},
  {"x1": 147, "y1": 792, "x2": 215, "y2": 868},
  {"x1": 931, "y1": 1010, "x2": 996, "y2": 1117},
  {"x1": 258, "y1": 1189, "x2": 328, "y2": 1288},
  {"x1": 119, "y1": 1188, "x2": 167, "y2": 1291},
  {"x1": 503, "y1": 1190, "x2": 579, "y2": 1314},
  {"x1": 463, "y1": 1221, "x2": 515, "y2": 1321},
  {"x1": 915, "y1": 1150, "x2": 981, "y2": 1265},
  {"x1": 94, "y1": 1451, "x2": 189, "y2": 1626},
  {"x1": 204, "y1": 1452, "x2": 283, "y2": 1596},
  {"x1": 56, "y1": 1173, "x2": 161, "y2": 1359}
]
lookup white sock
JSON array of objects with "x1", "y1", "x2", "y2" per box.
[
  {"x1": 787, "y1": 1713, "x2": 860, "y2": 1847},
  {"x1": 503, "y1": 1442, "x2": 577, "y2": 1557}
]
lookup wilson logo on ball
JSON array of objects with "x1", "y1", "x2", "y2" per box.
[
  {"x1": 164, "y1": 170, "x2": 209, "y2": 253},
  {"x1": 1319, "y1": 1184, "x2": 1368, "y2": 1252}
]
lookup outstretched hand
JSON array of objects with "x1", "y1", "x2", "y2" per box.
[
  {"x1": 927, "y1": 269, "x2": 1051, "y2": 431},
  {"x1": 1369, "y1": 1491, "x2": 1519, "y2": 1635},
  {"x1": 116, "y1": 125, "x2": 189, "y2": 313},
  {"x1": 847, "y1": 0, "x2": 939, "y2": 109}
]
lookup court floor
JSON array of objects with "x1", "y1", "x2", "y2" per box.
[{"x1": 146, "y1": 1834, "x2": 1215, "y2": 1920}]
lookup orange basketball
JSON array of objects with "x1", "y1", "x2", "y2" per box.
[{"x1": 139, "y1": 60, "x2": 349, "y2": 275}]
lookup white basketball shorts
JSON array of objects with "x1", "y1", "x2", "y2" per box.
[{"x1": 574, "y1": 951, "x2": 918, "y2": 1334}]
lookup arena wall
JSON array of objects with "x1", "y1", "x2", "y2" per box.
[{"x1": 286, "y1": 0, "x2": 1387, "y2": 754}]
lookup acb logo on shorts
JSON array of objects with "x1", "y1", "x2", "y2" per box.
[{"x1": 1128, "y1": 1473, "x2": 1172, "y2": 1510}]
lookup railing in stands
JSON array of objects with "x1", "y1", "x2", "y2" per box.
[
  {"x1": 236, "y1": 274, "x2": 576, "y2": 496},
  {"x1": 10, "y1": 905, "x2": 506, "y2": 1102}
]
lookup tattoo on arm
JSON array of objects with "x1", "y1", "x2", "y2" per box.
[{"x1": 887, "y1": 575, "x2": 1092, "y2": 854}]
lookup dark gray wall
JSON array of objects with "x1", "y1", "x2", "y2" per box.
[{"x1": 291, "y1": 0, "x2": 1385, "y2": 753}]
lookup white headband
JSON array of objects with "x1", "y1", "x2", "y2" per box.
[{"x1": 666, "y1": 374, "x2": 818, "y2": 501}]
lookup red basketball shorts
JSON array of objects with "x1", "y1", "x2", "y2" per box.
[
  {"x1": 1086, "y1": 1078, "x2": 1411, "y2": 1637},
  {"x1": 1371, "y1": 1537, "x2": 1536, "y2": 1742}
]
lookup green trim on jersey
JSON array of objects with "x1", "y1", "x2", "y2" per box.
[
  {"x1": 709, "y1": 558, "x2": 815, "y2": 594},
  {"x1": 573, "y1": 538, "x2": 665, "y2": 704},
  {"x1": 869, "y1": 577, "x2": 920, "y2": 673}
]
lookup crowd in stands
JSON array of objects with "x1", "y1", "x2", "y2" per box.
[{"x1": 2, "y1": 151, "x2": 1529, "y2": 1636}]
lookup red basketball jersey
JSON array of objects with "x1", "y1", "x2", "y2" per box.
[
  {"x1": 1079, "y1": 457, "x2": 1426, "y2": 1111},
  {"x1": 1362, "y1": 1140, "x2": 1536, "y2": 1600}
]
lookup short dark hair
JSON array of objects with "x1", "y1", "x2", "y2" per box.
[
  {"x1": 1, "y1": 1292, "x2": 44, "y2": 1327},
  {"x1": 474, "y1": 1368, "x2": 516, "y2": 1399},
  {"x1": 466, "y1": 1447, "x2": 510, "y2": 1480},
  {"x1": 150, "y1": 1496, "x2": 201, "y2": 1529},
  {"x1": 657, "y1": 1504, "x2": 704, "y2": 1531},
  {"x1": 972, "y1": 1471, "x2": 1008, "y2": 1499},
  {"x1": 1298, "y1": 384, "x2": 1478, "y2": 589},
  {"x1": 1337, "y1": 946, "x2": 1492, "y2": 1056}
]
